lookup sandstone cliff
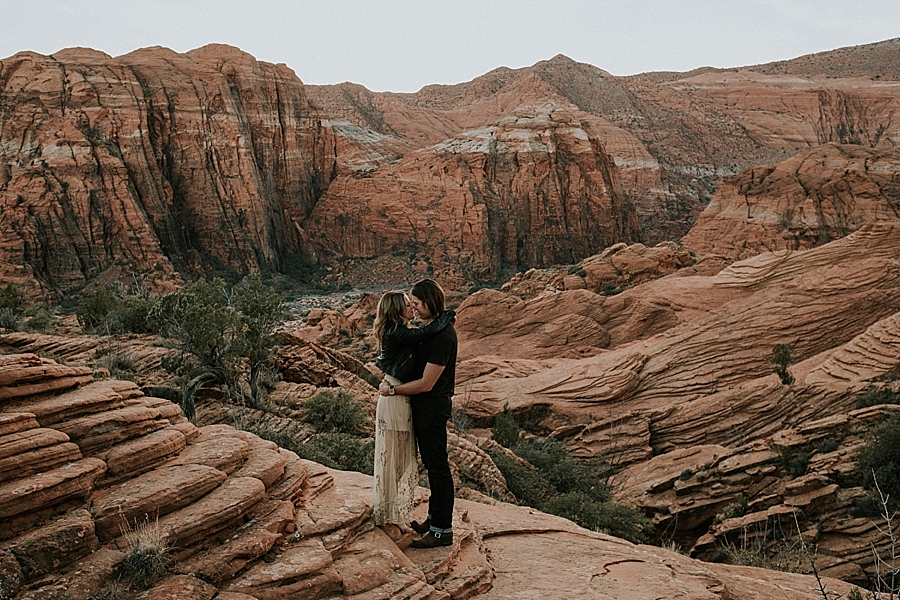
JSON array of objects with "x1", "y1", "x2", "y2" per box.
[
  {"x1": 5, "y1": 40, "x2": 900, "y2": 296},
  {"x1": 0, "y1": 45, "x2": 334, "y2": 299}
]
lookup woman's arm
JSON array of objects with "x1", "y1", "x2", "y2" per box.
[{"x1": 382, "y1": 310, "x2": 455, "y2": 347}]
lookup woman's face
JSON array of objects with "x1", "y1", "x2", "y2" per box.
[{"x1": 402, "y1": 294, "x2": 416, "y2": 320}]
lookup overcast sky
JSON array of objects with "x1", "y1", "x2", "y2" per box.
[{"x1": 2, "y1": 0, "x2": 898, "y2": 92}]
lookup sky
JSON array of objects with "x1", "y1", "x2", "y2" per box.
[{"x1": 2, "y1": 0, "x2": 899, "y2": 92}]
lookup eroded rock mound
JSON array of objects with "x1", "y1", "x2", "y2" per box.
[{"x1": 0, "y1": 353, "x2": 858, "y2": 599}]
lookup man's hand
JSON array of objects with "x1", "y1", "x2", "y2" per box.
[{"x1": 378, "y1": 380, "x2": 391, "y2": 395}]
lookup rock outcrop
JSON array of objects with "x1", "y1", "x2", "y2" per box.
[
  {"x1": 0, "y1": 45, "x2": 334, "y2": 299},
  {"x1": 683, "y1": 143, "x2": 900, "y2": 261},
  {"x1": 457, "y1": 222, "x2": 900, "y2": 455},
  {"x1": 4, "y1": 40, "x2": 900, "y2": 296},
  {"x1": 0, "y1": 354, "x2": 860, "y2": 599}
]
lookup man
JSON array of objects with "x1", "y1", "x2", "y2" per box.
[{"x1": 378, "y1": 278, "x2": 457, "y2": 548}]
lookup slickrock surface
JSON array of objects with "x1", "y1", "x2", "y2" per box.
[
  {"x1": 459, "y1": 223, "x2": 900, "y2": 434},
  {"x1": 618, "y1": 403, "x2": 900, "y2": 586},
  {"x1": 0, "y1": 354, "x2": 864, "y2": 598}
]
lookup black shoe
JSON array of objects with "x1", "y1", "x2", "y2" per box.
[
  {"x1": 410, "y1": 518, "x2": 431, "y2": 535},
  {"x1": 410, "y1": 531, "x2": 453, "y2": 549}
]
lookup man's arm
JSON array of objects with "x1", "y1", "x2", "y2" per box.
[{"x1": 380, "y1": 362, "x2": 445, "y2": 396}]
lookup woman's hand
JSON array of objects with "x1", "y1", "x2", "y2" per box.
[{"x1": 378, "y1": 380, "x2": 392, "y2": 395}]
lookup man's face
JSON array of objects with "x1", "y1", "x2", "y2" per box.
[{"x1": 410, "y1": 294, "x2": 431, "y2": 319}]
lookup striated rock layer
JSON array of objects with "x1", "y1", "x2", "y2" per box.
[
  {"x1": 0, "y1": 44, "x2": 334, "y2": 298},
  {"x1": 457, "y1": 223, "x2": 900, "y2": 455},
  {"x1": 4, "y1": 40, "x2": 900, "y2": 295},
  {"x1": 0, "y1": 354, "x2": 859, "y2": 599}
]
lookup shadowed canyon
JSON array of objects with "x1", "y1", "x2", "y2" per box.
[{"x1": 2, "y1": 38, "x2": 900, "y2": 599}]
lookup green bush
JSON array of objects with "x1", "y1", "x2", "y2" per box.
[
  {"x1": 772, "y1": 343, "x2": 795, "y2": 385},
  {"x1": 779, "y1": 446, "x2": 810, "y2": 478},
  {"x1": 512, "y1": 437, "x2": 611, "y2": 502},
  {"x1": 0, "y1": 308, "x2": 21, "y2": 332},
  {"x1": 302, "y1": 389, "x2": 369, "y2": 434},
  {"x1": 487, "y1": 449, "x2": 554, "y2": 507},
  {"x1": 151, "y1": 275, "x2": 283, "y2": 410},
  {"x1": 542, "y1": 492, "x2": 652, "y2": 544},
  {"x1": 0, "y1": 283, "x2": 25, "y2": 314},
  {"x1": 250, "y1": 428, "x2": 374, "y2": 475},
  {"x1": 24, "y1": 308, "x2": 59, "y2": 333},
  {"x1": 77, "y1": 287, "x2": 121, "y2": 332},
  {"x1": 714, "y1": 495, "x2": 748, "y2": 525},
  {"x1": 855, "y1": 386, "x2": 900, "y2": 409},
  {"x1": 491, "y1": 404, "x2": 521, "y2": 448},
  {"x1": 855, "y1": 411, "x2": 900, "y2": 511}
]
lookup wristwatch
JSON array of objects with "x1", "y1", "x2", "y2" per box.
[{"x1": 389, "y1": 385, "x2": 396, "y2": 396}]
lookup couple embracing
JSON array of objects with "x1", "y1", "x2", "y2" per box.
[{"x1": 371, "y1": 278, "x2": 457, "y2": 548}]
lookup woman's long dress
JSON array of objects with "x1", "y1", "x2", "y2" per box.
[{"x1": 373, "y1": 374, "x2": 418, "y2": 525}]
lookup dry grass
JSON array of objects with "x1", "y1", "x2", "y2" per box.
[{"x1": 117, "y1": 515, "x2": 172, "y2": 588}]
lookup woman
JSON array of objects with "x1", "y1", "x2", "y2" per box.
[{"x1": 371, "y1": 290, "x2": 455, "y2": 534}]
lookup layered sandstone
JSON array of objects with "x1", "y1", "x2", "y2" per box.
[
  {"x1": 0, "y1": 44, "x2": 334, "y2": 299},
  {"x1": 683, "y1": 143, "x2": 900, "y2": 260},
  {"x1": 0, "y1": 355, "x2": 849, "y2": 600},
  {"x1": 0, "y1": 355, "x2": 859, "y2": 599}
]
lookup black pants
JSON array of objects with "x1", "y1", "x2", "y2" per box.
[{"x1": 411, "y1": 400, "x2": 454, "y2": 530}]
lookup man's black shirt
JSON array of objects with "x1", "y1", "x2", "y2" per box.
[{"x1": 410, "y1": 318, "x2": 457, "y2": 409}]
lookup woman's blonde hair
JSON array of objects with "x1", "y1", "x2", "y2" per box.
[{"x1": 372, "y1": 291, "x2": 409, "y2": 352}]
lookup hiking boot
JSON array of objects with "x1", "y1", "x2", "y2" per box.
[
  {"x1": 410, "y1": 531, "x2": 453, "y2": 548},
  {"x1": 410, "y1": 518, "x2": 431, "y2": 535}
]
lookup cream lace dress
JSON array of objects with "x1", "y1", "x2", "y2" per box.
[{"x1": 372, "y1": 374, "x2": 418, "y2": 525}]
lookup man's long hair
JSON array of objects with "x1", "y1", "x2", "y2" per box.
[
  {"x1": 411, "y1": 278, "x2": 445, "y2": 317},
  {"x1": 372, "y1": 291, "x2": 408, "y2": 352}
]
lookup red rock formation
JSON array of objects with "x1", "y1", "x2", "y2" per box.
[
  {"x1": 683, "y1": 143, "x2": 900, "y2": 260},
  {"x1": 0, "y1": 45, "x2": 334, "y2": 299}
]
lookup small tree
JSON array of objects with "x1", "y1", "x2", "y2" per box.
[
  {"x1": 150, "y1": 275, "x2": 283, "y2": 417},
  {"x1": 772, "y1": 343, "x2": 795, "y2": 385},
  {"x1": 492, "y1": 403, "x2": 521, "y2": 448},
  {"x1": 0, "y1": 283, "x2": 26, "y2": 331}
]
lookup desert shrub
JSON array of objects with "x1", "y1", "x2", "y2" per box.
[
  {"x1": 96, "y1": 353, "x2": 137, "y2": 381},
  {"x1": 299, "y1": 433, "x2": 375, "y2": 475},
  {"x1": 772, "y1": 343, "x2": 795, "y2": 385},
  {"x1": 849, "y1": 495, "x2": 883, "y2": 518},
  {"x1": 779, "y1": 446, "x2": 810, "y2": 478},
  {"x1": 679, "y1": 468, "x2": 694, "y2": 481},
  {"x1": 491, "y1": 403, "x2": 521, "y2": 448},
  {"x1": 487, "y1": 449, "x2": 554, "y2": 507},
  {"x1": 856, "y1": 386, "x2": 900, "y2": 409},
  {"x1": 567, "y1": 265, "x2": 587, "y2": 277},
  {"x1": 88, "y1": 584, "x2": 123, "y2": 600},
  {"x1": 542, "y1": 492, "x2": 652, "y2": 544},
  {"x1": 77, "y1": 287, "x2": 121, "y2": 332},
  {"x1": 151, "y1": 274, "x2": 283, "y2": 411},
  {"x1": 117, "y1": 516, "x2": 171, "y2": 589},
  {"x1": 855, "y1": 411, "x2": 900, "y2": 511},
  {"x1": 513, "y1": 437, "x2": 611, "y2": 502},
  {"x1": 714, "y1": 495, "x2": 749, "y2": 525},
  {"x1": 250, "y1": 428, "x2": 374, "y2": 475},
  {"x1": 24, "y1": 308, "x2": 59, "y2": 333},
  {"x1": 117, "y1": 294, "x2": 159, "y2": 334},
  {"x1": 0, "y1": 283, "x2": 25, "y2": 313},
  {"x1": 302, "y1": 389, "x2": 369, "y2": 434},
  {"x1": 600, "y1": 283, "x2": 622, "y2": 296},
  {"x1": 817, "y1": 437, "x2": 840, "y2": 454},
  {"x1": 0, "y1": 308, "x2": 21, "y2": 332}
]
